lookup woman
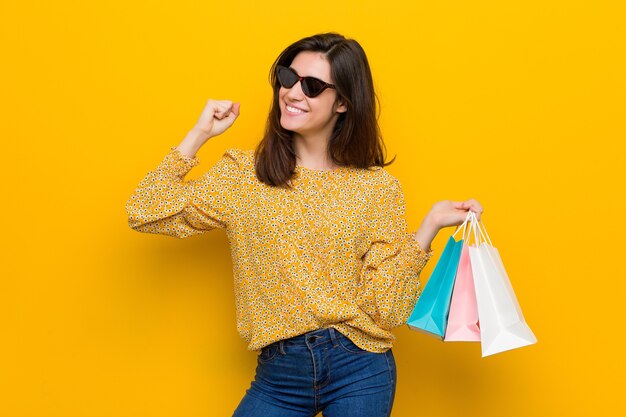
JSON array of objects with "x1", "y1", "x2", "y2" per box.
[{"x1": 126, "y1": 32, "x2": 484, "y2": 417}]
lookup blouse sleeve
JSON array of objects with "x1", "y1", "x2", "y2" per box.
[
  {"x1": 125, "y1": 146, "x2": 243, "y2": 238},
  {"x1": 356, "y1": 177, "x2": 434, "y2": 330}
]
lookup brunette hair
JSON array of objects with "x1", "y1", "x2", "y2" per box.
[{"x1": 253, "y1": 32, "x2": 396, "y2": 188}]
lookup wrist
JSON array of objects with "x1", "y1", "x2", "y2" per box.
[
  {"x1": 411, "y1": 216, "x2": 439, "y2": 253},
  {"x1": 189, "y1": 126, "x2": 212, "y2": 143},
  {"x1": 177, "y1": 128, "x2": 211, "y2": 158},
  {"x1": 422, "y1": 212, "x2": 440, "y2": 232}
]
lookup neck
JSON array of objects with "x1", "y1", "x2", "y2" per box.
[{"x1": 293, "y1": 132, "x2": 338, "y2": 170}]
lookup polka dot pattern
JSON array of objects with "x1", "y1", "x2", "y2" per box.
[{"x1": 126, "y1": 146, "x2": 434, "y2": 353}]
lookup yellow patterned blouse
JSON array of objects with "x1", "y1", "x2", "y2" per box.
[{"x1": 125, "y1": 146, "x2": 434, "y2": 353}]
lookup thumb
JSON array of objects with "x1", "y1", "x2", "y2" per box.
[
  {"x1": 453, "y1": 201, "x2": 467, "y2": 210},
  {"x1": 225, "y1": 102, "x2": 240, "y2": 120},
  {"x1": 232, "y1": 102, "x2": 241, "y2": 116}
]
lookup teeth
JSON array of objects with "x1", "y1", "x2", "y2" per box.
[{"x1": 286, "y1": 105, "x2": 305, "y2": 114}]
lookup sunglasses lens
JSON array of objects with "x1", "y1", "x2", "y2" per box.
[
  {"x1": 301, "y1": 78, "x2": 325, "y2": 98},
  {"x1": 277, "y1": 66, "x2": 329, "y2": 98},
  {"x1": 277, "y1": 67, "x2": 298, "y2": 88}
]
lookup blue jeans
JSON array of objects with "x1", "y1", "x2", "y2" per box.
[{"x1": 232, "y1": 327, "x2": 397, "y2": 417}]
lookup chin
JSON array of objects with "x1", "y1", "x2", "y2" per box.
[{"x1": 280, "y1": 117, "x2": 302, "y2": 133}]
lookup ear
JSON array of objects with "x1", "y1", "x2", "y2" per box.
[{"x1": 335, "y1": 98, "x2": 347, "y2": 114}]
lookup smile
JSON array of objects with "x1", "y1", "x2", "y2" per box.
[{"x1": 286, "y1": 105, "x2": 307, "y2": 114}]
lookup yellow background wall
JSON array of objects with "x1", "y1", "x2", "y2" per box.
[{"x1": 2, "y1": 1, "x2": 624, "y2": 416}]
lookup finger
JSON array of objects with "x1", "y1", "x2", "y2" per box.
[
  {"x1": 469, "y1": 208, "x2": 482, "y2": 218},
  {"x1": 468, "y1": 199, "x2": 483, "y2": 211},
  {"x1": 226, "y1": 102, "x2": 240, "y2": 119},
  {"x1": 214, "y1": 101, "x2": 233, "y2": 117},
  {"x1": 219, "y1": 100, "x2": 233, "y2": 113},
  {"x1": 210, "y1": 103, "x2": 224, "y2": 118},
  {"x1": 462, "y1": 199, "x2": 483, "y2": 213},
  {"x1": 215, "y1": 106, "x2": 231, "y2": 119},
  {"x1": 215, "y1": 106, "x2": 239, "y2": 129},
  {"x1": 452, "y1": 201, "x2": 466, "y2": 209}
]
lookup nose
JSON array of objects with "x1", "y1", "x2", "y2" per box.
[{"x1": 284, "y1": 79, "x2": 305, "y2": 100}]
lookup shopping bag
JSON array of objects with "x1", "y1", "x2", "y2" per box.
[
  {"x1": 467, "y1": 211, "x2": 538, "y2": 356},
  {"x1": 443, "y1": 217, "x2": 480, "y2": 341},
  {"x1": 406, "y1": 214, "x2": 470, "y2": 339}
]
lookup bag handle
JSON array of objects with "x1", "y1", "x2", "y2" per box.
[
  {"x1": 469, "y1": 210, "x2": 493, "y2": 246},
  {"x1": 463, "y1": 211, "x2": 475, "y2": 242},
  {"x1": 466, "y1": 210, "x2": 478, "y2": 246},
  {"x1": 469, "y1": 211, "x2": 477, "y2": 245},
  {"x1": 452, "y1": 210, "x2": 473, "y2": 240}
]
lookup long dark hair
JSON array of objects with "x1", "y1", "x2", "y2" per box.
[{"x1": 253, "y1": 32, "x2": 396, "y2": 188}]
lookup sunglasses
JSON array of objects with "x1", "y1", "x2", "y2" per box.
[{"x1": 276, "y1": 65, "x2": 336, "y2": 98}]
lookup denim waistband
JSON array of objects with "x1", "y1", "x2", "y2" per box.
[{"x1": 273, "y1": 327, "x2": 340, "y2": 354}]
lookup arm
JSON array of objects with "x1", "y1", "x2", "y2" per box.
[
  {"x1": 410, "y1": 214, "x2": 439, "y2": 252},
  {"x1": 125, "y1": 141, "x2": 242, "y2": 239},
  {"x1": 125, "y1": 99, "x2": 243, "y2": 238},
  {"x1": 356, "y1": 178, "x2": 435, "y2": 331}
]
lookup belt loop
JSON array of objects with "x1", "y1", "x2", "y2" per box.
[
  {"x1": 279, "y1": 339, "x2": 286, "y2": 355},
  {"x1": 329, "y1": 328, "x2": 339, "y2": 347}
]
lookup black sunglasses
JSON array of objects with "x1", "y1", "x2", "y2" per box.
[{"x1": 276, "y1": 65, "x2": 336, "y2": 98}]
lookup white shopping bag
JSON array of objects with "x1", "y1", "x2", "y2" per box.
[{"x1": 467, "y1": 212, "x2": 537, "y2": 357}]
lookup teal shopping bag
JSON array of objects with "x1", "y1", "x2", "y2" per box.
[{"x1": 406, "y1": 214, "x2": 470, "y2": 339}]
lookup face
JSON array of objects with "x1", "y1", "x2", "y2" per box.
[{"x1": 278, "y1": 51, "x2": 347, "y2": 139}]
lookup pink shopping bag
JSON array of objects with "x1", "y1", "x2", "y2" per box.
[{"x1": 443, "y1": 219, "x2": 480, "y2": 342}]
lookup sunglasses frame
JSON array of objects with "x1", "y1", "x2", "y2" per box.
[{"x1": 276, "y1": 65, "x2": 336, "y2": 98}]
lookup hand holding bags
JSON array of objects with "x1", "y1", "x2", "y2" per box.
[
  {"x1": 407, "y1": 211, "x2": 537, "y2": 356},
  {"x1": 467, "y1": 211, "x2": 537, "y2": 357}
]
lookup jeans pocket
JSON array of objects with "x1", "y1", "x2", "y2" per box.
[
  {"x1": 336, "y1": 332, "x2": 370, "y2": 354},
  {"x1": 258, "y1": 342, "x2": 280, "y2": 363}
]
